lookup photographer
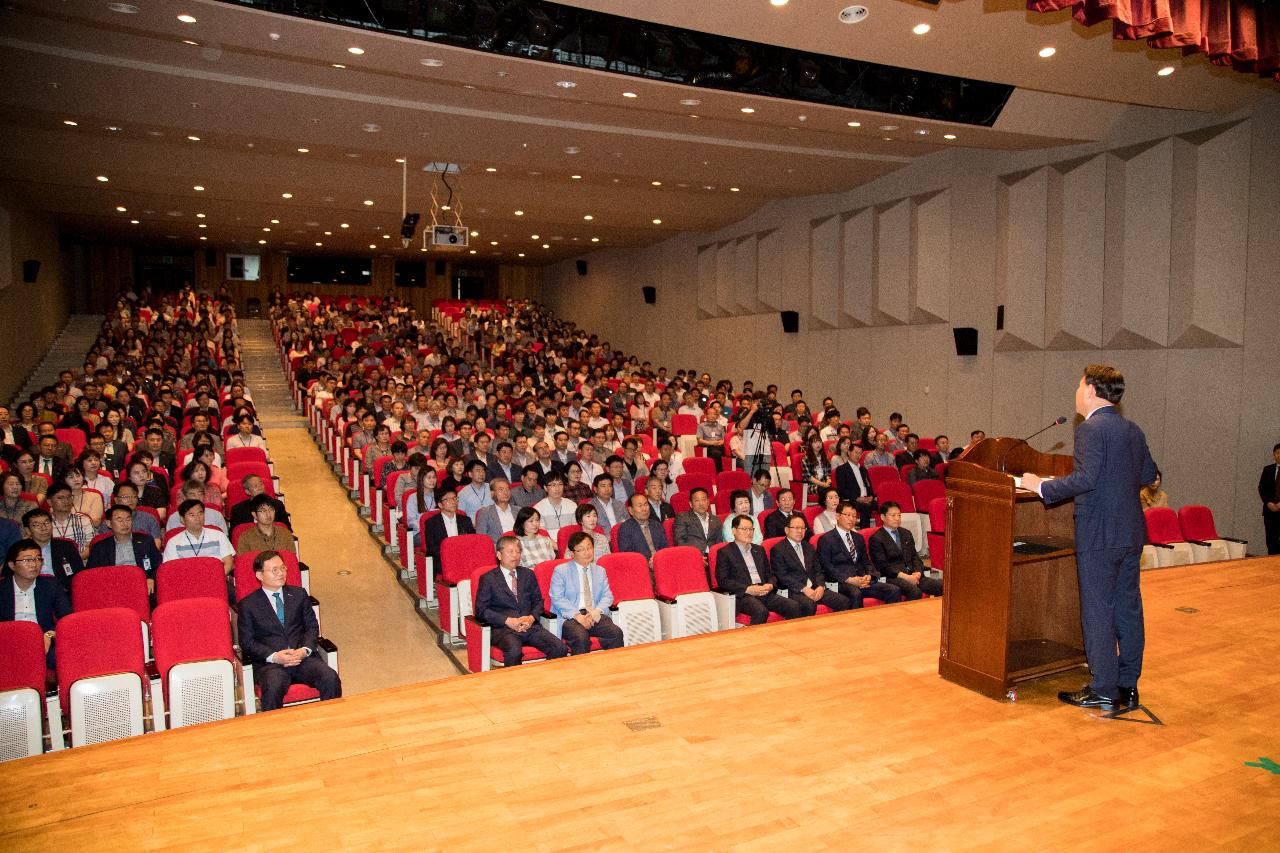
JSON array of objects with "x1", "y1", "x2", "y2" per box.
[{"x1": 735, "y1": 392, "x2": 786, "y2": 480}]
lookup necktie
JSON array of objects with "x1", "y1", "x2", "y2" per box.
[
  {"x1": 507, "y1": 569, "x2": 517, "y2": 595},
  {"x1": 42, "y1": 458, "x2": 52, "y2": 475},
  {"x1": 845, "y1": 531, "x2": 858, "y2": 560},
  {"x1": 793, "y1": 540, "x2": 806, "y2": 570},
  {"x1": 890, "y1": 529, "x2": 900, "y2": 548},
  {"x1": 639, "y1": 522, "x2": 656, "y2": 554},
  {"x1": 1274, "y1": 467, "x2": 1280, "y2": 501},
  {"x1": 273, "y1": 591, "x2": 285, "y2": 624},
  {"x1": 581, "y1": 565, "x2": 593, "y2": 608}
]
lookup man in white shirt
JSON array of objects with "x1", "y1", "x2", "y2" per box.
[
  {"x1": 161, "y1": 499, "x2": 235, "y2": 575},
  {"x1": 2, "y1": 539, "x2": 72, "y2": 668},
  {"x1": 533, "y1": 473, "x2": 576, "y2": 538},
  {"x1": 225, "y1": 415, "x2": 268, "y2": 455},
  {"x1": 166, "y1": 481, "x2": 229, "y2": 532}
]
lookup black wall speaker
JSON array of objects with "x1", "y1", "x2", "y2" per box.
[
  {"x1": 641, "y1": 286, "x2": 656, "y2": 304},
  {"x1": 576, "y1": 260, "x2": 588, "y2": 277},
  {"x1": 22, "y1": 260, "x2": 40, "y2": 284},
  {"x1": 953, "y1": 327, "x2": 978, "y2": 356},
  {"x1": 204, "y1": 249, "x2": 217, "y2": 267},
  {"x1": 434, "y1": 260, "x2": 446, "y2": 276},
  {"x1": 780, "y1": 311, "x2": 800, "y2": 334}
]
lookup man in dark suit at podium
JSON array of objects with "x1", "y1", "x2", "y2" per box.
[{"x1": 1023, "y1": 364, "x2": 1157, "y2": 713}]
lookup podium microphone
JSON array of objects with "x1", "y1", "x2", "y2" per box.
[
  {"x1": 998, "y1": 416, "x2": 1067, "y2": 473},
  {"x1": 1021, "y1": 416, "x2": 1068, "y2": 444}
]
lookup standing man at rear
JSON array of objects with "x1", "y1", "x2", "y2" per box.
[{"x1": 1023, "y1": 365, "x2": 1157, "y2": 712}]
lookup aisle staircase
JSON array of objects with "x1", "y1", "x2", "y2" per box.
[{"x1": 10, "y1": 314, "x2": 104, "y2": 406}]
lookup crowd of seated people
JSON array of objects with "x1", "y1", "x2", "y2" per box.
[
  {"x1": 0, "y1": 287, "x2": 339, "y2": 725},
  {"x1": 273, "y1": 292, "x2": 963, "y2": 665}
]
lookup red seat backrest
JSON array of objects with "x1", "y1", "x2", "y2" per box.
[
  {"x1": 708, "y1": 541, "x2": 731, "y2": 581},
  {"x1": 155, "y1": 557, "x2": 228, "y2": 605},
  {"x1": 1144, "y1": 507, "x2": 1183, "y2": 545},
  {"x1": 533, "y1": 560, "x2": 561, "y2": 611},
  {"x1": 716, "y1": 470, "x2": 751, "y2": 494},
  {"x1": 681, "y1": 457, "x2": 716, "y2": 479},
  {"x1": 0, "y1": 621, "x2": 47, "y2": 694},
  {"x1": 913, "y1": 480, "x2": 945, "y2": 517},
  {"x1": 1177, "y1": 505, "x2": 1218, "y2": 540},
  {"x1": 71, "y1": 565, "x2": 150, "y2": 623},
  {"x1": 151, "y1": 598, "x2": 235, "y2": 692},
  {"x1": 670, "y1": 492, "x2": 691, "y2": 514},
  {"x1": 652, "y1": 546, "x2": 710, "y2": 598},
  {"x1": 876, "y1": 481, "x2": 916, "y2": 513},
  {"x1": 555, "y1": 525, "x2": 583, "y2": 558},
  {"x1": 675, "y1": 472, "x2": 714, "y2": 497},
  {"x1": 439, "y1": 534, "x2": 497, "y2": 585},
  {"x1": 927, "y1": 497, "x2": 947, "y2": 533},
  {"x1": 599, "y1": 552, "x2": 653, "y2": 602},
  {"x1": 55, "y1": 607, "x2": 146, "y2": 712}
]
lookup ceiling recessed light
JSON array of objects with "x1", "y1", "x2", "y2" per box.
[
  {"x1": 187, "y1": 135, "x2": 200, "y2": 141},
  {"x1": 730, "y1": 187, "x2": 740, "y2": 192},
  {"x1": 518, "y1": 253, "x2": 525, "y2": 258},
  {"x1": 531, "y1": 234, "x2": 540, "y2": 240},
  {"x1": 269, "y1": 32, "x2": 280, "y2": 40},
  {"x1": 198, "y1": 223, "x2": 207, "y2": 229},
  {"x1": 331, "y1": 63, "x2": 346, "y2": 69},
  {"x1": 689, "y1": 114, "x2": 700, "y2": 119},
  {"x1": 514, "y1": 210, "x2": 524, "y2": 216},
  {"x1": 395, "y1": 157, "x2": 406, "y2": 164},
  {"x1": 542, "y1": 243, "x2": 550, "y2": 249},
  {"x1": 563, "y1": 147, "x2": 580, "y2": 155},
  {"x1": 651, "y1": 181, "x2": 662, "y2": 186},
  {"x1": 370, "y1": 244, "x2": 377, "y2": 249},
  {"x1": 740, "y1": 107, "x2": 755, "y2": 114},
  {"x1": 193, "y1": 185, "x2": 205, "y2": 191},
  {"x1": 680, "y1": 98, "x2": 701, "y2": 106},
  {"x1": 421, "y1": 58, "x2": 445, "y2": 67},
  {"x1": 262, "y1": 227, "x2": 271, "y2": 232},
  {"x1": 622, "y1": 92, "x2": 638, "y2": 98},
  {"x1": 847, "y1": 121, "x2": 862, "y2": 127},
  {"x1": 199, "y1": 236, "x2": 207, "y2": 240},
  {"x1": 879, "y1": 125, "x2": 899, "y2": 131},
  {"x1": 485, "y1": 167, "x2": 497, "y2": 172},
  {"x1": 270, "y1": 219, "x2": 280, "y2": 224},
  {"x1": 258, "y1": 239, "x2": 267, "y2": 245},
  {"x1": 912, "y1": 23, "x2": 931, "y2": 35},
  {"x1": 315, "y1": 242, "x2": 323, "y2": 247},
  {"x1": 282, "y1": 193, "x2": 293, "y2": 199},
  {"x1": 441, "y1": 205, "x2": 451, "y2": 211},
  {"x1": 182, "y1": 39, "x2": 199, "y2": 46},
  {"x1": 571, "y1": 174, "x2": 582, "y2": 179},
  {"x1": 63, "y1": 119, "x2": 78, "y2": 126},
  {"x1": 108, "y1": 3, "x2": 139, "y2": 12},
  {"x1": 771, "y1": 0, "x2": 789, "y2": 6},
  {"x1": 115, "y1": 205, "x2": 127, "y2": 212},
  {"x1": 583, "y1": 214, "x2": 593, "y2": 221},
  {"x1": 1157, "y1": 65, "x2": 1175, "y2": 76},
  {"x1": 591, "y1": 237, "x2": 600, "y2": 243},
  {"x1": 839, "y1": 5, "x2": 869, "y2": 24},
  {"x1": 914, "y1": 129, "x2": 930, "y2": 135},
  {"x1": 469, "y1": 249, "x2": 477, "y2": 254},
  {"x1": 177, "y1": 13, "x2": 197, "y2": 23},
  {"x1": 363, "y1": 199, "x2": 374, "y2": 206},
  {"x1": 96, "y1": 175, "x2": 109, "y2": 182},
  {"x1": 362, "y1": 123, "x2": 381, "y2": 133},
  {"x1": 297, "y1": 147, "x2": 309, "y2": 153},
  {"x1": 340, "y1": 223, "x2": 349, "y2": 228},
  {"x1": 105, "y1": 125, "x2": 121, "y2": 132},
  {"x1": 130, "y1": 219, "x2": 139, "y2": 224},
  {"x1": 883, "y1": 136, "x2": 893, "y2": 141},
  {"x1": 196, "y1": 213, "x2": 205, "y2": 218},
  {"x1": 491, "y1": 241, "x2": 499, "y2": 246},
  {"x1": 555, "y1": 80, "x2": 576, "y2": 88},
  {"x1": 1038, "y1": 46, "x2": 1056, "y2": 58},
  {"x1": 652, "y1": 219, "x2": 662, "y2": 225},
  {"x1": 348, "y1": 47, "x2": 365, "y2": 55},
  {"x1": 470, "y1": 230, "x2": 479, "y2": 237},
  {"x1": 943, "y1": 133, "x2": 957, "y2": 140}
]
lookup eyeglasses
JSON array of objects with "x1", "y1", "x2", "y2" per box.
[{"x1": 13, "y1": 556, "x2": 43, "y2": 564}]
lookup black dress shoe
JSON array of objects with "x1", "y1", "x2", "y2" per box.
[
  {"x1": 1116, "y1": 686, "x2": 1139, "y2": 710},
  {"x1": 1058, "y1": 687, "x2": 1117, "y2": 709}
]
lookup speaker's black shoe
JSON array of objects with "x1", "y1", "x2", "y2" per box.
[
  {"x1": 1116, "y1": 686, "x2": 1140, "y2": 710},
  {"x1": 1058, "y1": 687, "x2": 1117, "y2": 709}
]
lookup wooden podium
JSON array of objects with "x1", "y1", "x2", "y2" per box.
[{"x1": 938, "y1": 437, "x2": 1086, "y2": 699}]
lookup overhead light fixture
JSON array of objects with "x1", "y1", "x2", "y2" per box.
[
  {"x1": 518, "y1": 253, "x2": 525, "y2": 258},
  {"x1": 514, "y1": 210, "x2": 524, "y2": 216},
  {"x1": 485, "y1": 167, "x2": 497, "y2": 172},
  {"x1": 262, "y1": 227, "x2": 271, "y2": 232},
  {"x1": 198, "y1": 223, "x2": 207, "y2": 229},
  {"x1": 847, "y1": 121, "x2": 862, "y2": 127},
  {"x1": 332, "y1": 63, "x2": 346, "y2": 69},
  {"x1": 193, "y1": 185, "x2": 205, "y2": 191},
  {"x1": 297, "y1": 148, "x2": 309, "y2": 153},
  {"x1": 130, "y1": 219, "x2": 139, "y2": 224},
  {"x1": 282, "y1": 193, "x2": 293, "y2": 199},
  {"x1": 370, "y1": 244, "x2": 377, "y2": 249},
  {"x1": 115, "y1": 205, "x2": 127, "y2": 212},
  {"x1": 470, "y1": 230, "x2": 479, "y2": 237},
  {"x1": 771, "y1": 0, "x2": 789, "y2": 6},
  {"x1": 1157, "y1": 65, "x2": 1175, "y2": 76},
  {"x1": 258, "y1": 239, "x2": 267, "y2": 245},
  {"x1": 680, "y1": 98, "x2": 701, "y2": 106},
  {"x1": 730, "y1": 187, "x2": 741, "y2": 192},
  {"x1": 652, "y1": 219, "x2": 662, "y2": 224},
  {"x1": 943, "y1": 133, "x2": 957, "y2": 140},
  {"x1": 340, "y1": 223, "x2": 349, "y2": 228},
  {"x1": 839, "y1": 5, "x2": 869, "y2": 24},
  {"x1": 96, "y1": 175, "x2": 109, "y2": 182},
  {"x1": 591, "y1": 237, "x2": 600, "y2": 243},
  {"x1": 108, "y1": 3, "x2": 139, "y2": 12},
  {"x1": 1039, "y1": 46, "x2": 1056, "y2": 58},
  {"x1": 421, "y1": 58, "x2": 445, "y2": 67},
  {"x1": 196, "y1": 213, "x2": 205, "y2": 218},
  {"x1": 187, "y1": 135, "x2": 200, "y2": 141},
  {"x1": 622, "y1": 92, "x2": 638, "y2": 98},
  {"x1": 177, "y1": 13, "x2": 197, "y2": 23},
  {"x1": 542, "y1": 244, "x2": 550, "y2": 249},
  {"x1": 470, "y1": 250, "x2": 477, "y2": 254},
  {"x1": 315, "y1": 242, "x2": 323, "y2": 247},
  {"x1": 531, "y1": 234, "x2": 540, "y2": 240},
  {"x1": 270, "y1": 219, "x2": 280, "y2": 224},
  {"x1": 555, "y1": 80, "x2": 577, "y2": 88},
  {"x1": 362, "y1": 123, "x2": 381, "y2": 133},
  {"x1": 651, "y1": 181, "x2": 662, "y2": 186},
  {"x1": 880, "y1": 124, "x2": 899, "y2": 131},
  {"x1": 491, "y1": 241, "x2": 499, "y2": 245},
  {"x1": 182, "y1": 40, "x2": 199, "y2": 46},
  {"x1": 63, "y1": 119, "x2": 78, "y2": 126},
  {"x1": 105, "y1": 125, "x2": 121, "y2": 132},
  {"x1": 740, "y1": 107, "x2": 755, "y2": 113},
  {"x1": 571, "y1": 174, "x2": 582, "y2": 179},
  {"x1": 913, "y1": 23, "x2": 931, "y2": 35},
  {"x1": 348, "y1": 46, "x2": 365, "y2": 55},
  {"x1": 363, "y1": 199, "x2": 374, "y2": 206},
  {"x1": 914, "y1": 129, "x2": 930, "y2": 135},
  {"x1": 583, "y1": 214, "x2": 593, "y2": 220}
]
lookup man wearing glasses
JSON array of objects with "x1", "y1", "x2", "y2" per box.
[
  {"x1": 2, "y1": 538, "x2": 72, "y2": 669},
  {"x1": 549, "y1": 531, "x2": 624, "y2": 655}
]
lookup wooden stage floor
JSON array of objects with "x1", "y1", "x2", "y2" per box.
[{"x1": 2, "y1": 559, "x2": 1278, "y2": 851}]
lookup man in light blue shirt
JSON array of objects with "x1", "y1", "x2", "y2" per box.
[
  {"x1": 457, "y1": 460, "x2": 494, "y2": 516},
  {"x1": 549, "y1": 531, "x2": 624, "y2": 655}
]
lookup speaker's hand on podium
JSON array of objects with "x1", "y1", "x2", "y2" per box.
[{"x1": 1021, "y1": 473, "x2": 1043, "y2": 495}]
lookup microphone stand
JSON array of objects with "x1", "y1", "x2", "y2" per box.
[{"x1": 997, "y1": 417, "x2": 1068, "y2": 474}]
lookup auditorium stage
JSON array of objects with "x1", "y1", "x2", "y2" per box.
[{"x1": 2, "y1": 559, "x2": 1277, "y2": 850}]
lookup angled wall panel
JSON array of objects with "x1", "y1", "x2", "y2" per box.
[
  {"x1": 875, "y1": 199, "x2": 911, "y2": 325},
  {"x1": 809, "y1": 216, "x2": 841, "y2": 329},
  {"x1": 1048, "y1": 155, "x2": 1106, "y2": 349},
  {"x1": 911, "y1": 189, "x2": 950, "y2": 324},
  {"x1": 696, "y1": 243, "x2": 720, "y2": 318},
  {"x1": 715, "y1": 240, "x2": 735, "y2": 315},
  {"x1": 733, "y1": 236, "x2": 759, "y2": 314},
  {"x1": 756, "y1": 229, "x2": 783, "y2": 311},
  {"x1": 996, "y1": 167, "x2": 1049, "y2": 351},
  {"x1": 1106, "y1": 139, "x2": 1172, "y2": 348},
  {"x1": 840, "y1": 208, "x2": 874, "y2": 326}
]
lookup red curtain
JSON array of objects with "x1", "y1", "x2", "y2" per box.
[{"x1": 1027, "y1": 0, "x2": 1280, "y2": 81}]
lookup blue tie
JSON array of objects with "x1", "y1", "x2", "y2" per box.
[
  {"x1": 273, "y1": 591, "x2": 285, "y2": 624},
  {"x1": 890, "y1": 529, "x2": 900, "y2": 548}
]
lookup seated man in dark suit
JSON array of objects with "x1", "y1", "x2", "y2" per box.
[
  {"x1": 0, "y1": 518, "x2": 19, "y2": 566},
  {"x1": 422, "y1": 489, "x2": 476, "y2": 571},
  {"x1": 615, "y1": 493, "x2": 669, "y2": 566},
  {"x1": 672, "y1": 487, "x2": 723, "y2": 556},
  {"x1": 833, "y1": 458, "x2": 877, "y2": 528},
  {"x1": 2, "y1": 538, "x2": 72, "y2": 669},
  {"x1": 715, "y1": 514, "x2": 802, "y2": 624},
  {"x1": 868, "y1": 501, "x2": 942, "y2": 601},
  {"x1": 237, "y1": 550, "x2": 342, "y2": 711},
  {"x1": 22, "y1": 507, "x2": 83, "y2": 594},
  {"x1": 762, "y1": 488, "x2": 808, "y2": 539},
  {"x1": 769, "y1": 515, "x2": 849, "y2": 616},
  {"x1": 815, "y1": 501, "x2": 902, "y2": 608},
  {"x1": 227, "y1": 473, "x2": 292, "y2": 531},
  {"x1": 87, "y1": 504, "x2": 163, "y2": 591},
  {"x1": 33, "y1": 433, "x2": 69, "y2": 483},
  {"x1": 642, "y1": 476, "x2": 675, "y2": 523},
  {"x1": 474, "y1": 535, "x2": 569, "y2": 666}
]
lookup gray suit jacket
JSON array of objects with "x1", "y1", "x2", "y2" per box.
[
  {"x1": 672, "y1": 510, "x2": 723, "y2": 554},
  {"x1": 474, "y1": 503, "x2": 516, "y2": 544},
  {"x1": 590, "y1": 497, "x2": 628, "y2": 534}
]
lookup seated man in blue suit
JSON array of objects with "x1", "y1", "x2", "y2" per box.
[
  {"x1": 2, "y1": 538, "x2": 73, "y2": 669},
  {"x1": 549, "y1": 531, "x2": 624, "y2": 655},
  {"x1": 615, "y1": 493, "x2": 669, "y2": 567},
  {"x1": 237, "y1": 550, "x2": 342, "y2": 712},
  {"x1": 474, "y1": 535, "x2": 569, "y2": 666},
  {"x1": 815, "y1": 501, "x2": 902, "y2": 607}
]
